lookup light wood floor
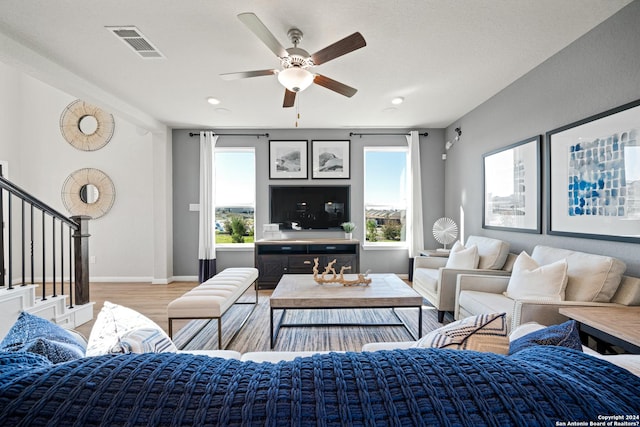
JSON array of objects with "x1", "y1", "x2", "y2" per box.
[
  {"x1": 75, "y1": 281, "x2": 200, "y2": 339},
  {"x1": 75, "y1": 280, "x2": 451, "y2": 353}
]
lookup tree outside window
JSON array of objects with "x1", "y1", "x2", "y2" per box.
[
  {"x1": 215, "y1": 148, "x2": 255, "y2": 245},
  {"x1": 363, "y1": 147, "x2": 408, "y2": 244}
]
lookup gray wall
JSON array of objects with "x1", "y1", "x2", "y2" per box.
[
  {"x1": 444, "y1": 1, "x2": 640, "y2": 276},
  {"x1": 172, "y1": 128, "x2": 445, "y2": 276}
]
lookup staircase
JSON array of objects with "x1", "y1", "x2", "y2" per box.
[
  {"x1": 0, "y1": 285, "x2": 94, "y2": 339},
  {"x1": 1, "y1": 171, "x2": 93, "y2": 339}
]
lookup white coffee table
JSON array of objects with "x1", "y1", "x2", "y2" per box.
[{"x1": 269, "y1": 274, "x2": 424, "y2": 348}]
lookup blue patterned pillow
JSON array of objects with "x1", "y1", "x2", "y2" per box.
[
  {"x1": 509, "y1": 320, "x2": 583, "y2": 355},
  {"x1": 0, "y1": 312, "x2": 86, "y2": 363}
]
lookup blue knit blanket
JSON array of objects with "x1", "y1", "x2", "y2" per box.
[{"x1": 1, "y1": 346, "x2": 638, "y2": 426}]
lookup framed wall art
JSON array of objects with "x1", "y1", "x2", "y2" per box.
[
  {"x1": 312, "y1": 140, "x2": 350, "y2": 179},
  {"x1": 482, "y1": 135, "x2": 542, "y2": 233},
  {"x1": 546, "y1": 98, "x2": 640, "y2": 243},
  {"x1": 269, "y1": 140, "x2": 308, "y2": 179}
]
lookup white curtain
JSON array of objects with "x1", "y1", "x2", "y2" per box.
[
  {"x1": 198, "y1": 131, "x2": 218, "y2": 282},
  {"x1": 406, "y1": 130, "x2": 424, "y2": 260}
]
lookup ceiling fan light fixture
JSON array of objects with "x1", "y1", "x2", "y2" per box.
[{"x1": 277, "y1": 67, "x2": 314, "y2": 93}]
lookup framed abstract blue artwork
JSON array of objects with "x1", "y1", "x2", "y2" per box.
[
  {"x1": 482, "y1": 135, "x2": 542, "y2": 233},
  {"x1": 546, "y1": 98, "x2": 640, "y2": 243}
]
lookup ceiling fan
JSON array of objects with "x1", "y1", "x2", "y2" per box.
[{"x1": 220, "y1": 12, "x2": 366, "y2": 108}]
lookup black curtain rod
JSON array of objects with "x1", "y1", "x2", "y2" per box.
[
  {"x1": 188, "y1": 132, "x2": 269, "y2": 138},
  {"x1": 349, "y1": 132, "x2": 428, "y2": 138}
]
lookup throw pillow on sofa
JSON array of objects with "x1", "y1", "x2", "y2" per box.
[
  {"x1": 0, "y1": 312, "x2": 86, "y2": 363},
  {"x1": 86, "y1": 301, "x2": 177, "y2": 356},
  {"x1": 504, "y1": 251, "x2": 568, "y2": 302},
  {"x1": 413, "y1": 312, "x2": 509, "y2": 354},
  {"x1": 445, "y1": 241, "x2": 479, "y2": 269}
]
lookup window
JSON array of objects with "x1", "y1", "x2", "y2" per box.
[
  {"x1": 214, "y1": 148, "x2": 255, "y2": 245},
  {"x1": 363, "y1": 147, "x2": 408, "y2": 244}
]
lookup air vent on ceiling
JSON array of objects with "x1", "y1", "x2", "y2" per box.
[{"x1": 106, "y1": 26, "x2": 165, "y2": 59}]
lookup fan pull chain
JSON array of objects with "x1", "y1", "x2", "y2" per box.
[{"x1": 295, "y1": 95, "x2": 301, "y2": 127}]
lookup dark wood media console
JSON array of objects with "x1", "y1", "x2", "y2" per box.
[{"x1": 254, "y1": 239, "x2": 360, "y2": 289}]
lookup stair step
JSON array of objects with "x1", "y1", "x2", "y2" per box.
[{"x1": 0, "y1": 285, "x2": 94, "y2": 339}]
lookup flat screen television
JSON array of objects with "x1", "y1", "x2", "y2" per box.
[{"x1": 270, "y1": 185, "x2": 350, "y2": 230}]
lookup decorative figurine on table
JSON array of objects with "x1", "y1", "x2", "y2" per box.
[{"x1": 312, "y1": 257, "x2": 371, "y2": 286}]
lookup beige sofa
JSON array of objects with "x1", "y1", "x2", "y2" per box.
[
  {"x1": 412, "y1": 235, "x2": 514, "y2": 322},
  {"x1": 455, "y1": 245, "x2": 640, "y2": 332}
]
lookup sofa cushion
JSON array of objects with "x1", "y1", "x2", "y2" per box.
[
  {"x1": 412, "y1": 267, "x2": 439, "y2": 294},
  {"x1": 413, "y1": 312, "x2": 509, "y2": 354},
  {"x1": 610, "y1": 276, "x2": 640, "y2": 306},
  {"x1": 509, "y1": 320, "x2": 583, "y2": 355},
  {"x1": 466, "y1": 236, "x2": 510, "y2": 270},
  {"x1": 86, "y1": 301, "x2": 177, "y2": 356},
  {"x1": 505, "y1": 251, "x2": 568, "y2": 302},
  {"x1": 445, "y1": 241, "x2": 479, "y2": 269},
  {"x1": 458, "y1": 290, "x2": 516, "y2": 316},
  {"x1": 531, "y1": 246, "x2": 626, "y2": 302},
  {"x1": 457, "y1": 290, "x2": 516, "y2": 331}
]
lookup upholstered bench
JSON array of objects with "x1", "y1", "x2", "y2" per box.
[{"x1": 167, "y1": 267, "x2": 259, "y2": 349}]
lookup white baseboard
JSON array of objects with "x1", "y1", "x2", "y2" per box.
[
  {"x1": 89, "y1": 276, "x2": 154, "y2": 283},
  {"x1": 171, "y1": 275, "x2": 199, "y2": 282}
]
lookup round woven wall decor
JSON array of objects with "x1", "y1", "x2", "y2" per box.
[
  {"x1": 59, "y1": 100, "x2": 115, "y2": 151},
  {"x1": 61, "y1": 168, "x2": 115, "y2": 219}
]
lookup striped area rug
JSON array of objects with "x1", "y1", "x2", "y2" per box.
[{"x1": 172, "y1": 290, "x2": 451, "y2": 353}]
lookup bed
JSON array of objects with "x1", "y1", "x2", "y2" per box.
[{"x1": 1, "y1": 345, "x2": 639, "y2": 426}]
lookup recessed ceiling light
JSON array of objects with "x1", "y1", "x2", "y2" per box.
[
  {"x1": 391, "y1": 97, "x2": 404, "y2": 105},
  {"x1": 207, "y1": 97, "x2": 221, "y2": 105}
]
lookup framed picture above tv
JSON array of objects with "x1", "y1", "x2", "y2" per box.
[
  {"x1": 269, "y1": 140, "x2": 308, "y2": 179},
  {"x1": 312, "y1": 140, "x2": 350, "y2": 179},
  {"x1": 547, "y1": 98, "x2": 640, "y2": 243}
]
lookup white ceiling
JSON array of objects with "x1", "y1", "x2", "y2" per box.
[{"x1": 0, "y1": 0, "x2": 632, "y2": 131}]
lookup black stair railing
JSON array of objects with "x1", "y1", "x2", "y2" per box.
[{"x1": 0, "y1": 174, "x2": 90, "y2": 307}]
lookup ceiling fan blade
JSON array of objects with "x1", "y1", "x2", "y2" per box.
[
  {"x1": 283, "y1": 89, "x2": 296, "y2": 108},
  {"x1": 311, "y1": 32, "x2": 366, "y2": 66},
  {"x1": 219, "y1": 69, "x2": 278, "y2": 80},
  {"x1": 313, "y1": 74, "x2": 358, "y2": 97},
  {"x1": 238, "y1": 12, "x2": 288, "y2": 58}
]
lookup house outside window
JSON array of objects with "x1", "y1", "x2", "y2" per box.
[
  {"x1": 215, "y1": 148, "x2": 255, "y2": 245},
  {"x1": 363, "y1": 147, "x2": 408, "y2": 245}
]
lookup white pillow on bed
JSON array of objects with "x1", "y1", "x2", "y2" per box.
[
  {"x1": 508, "y1": 322, "x2": 546, "y2": 341},
  {"x1": 86, "y1": 301, "x2": 177, "y2": 356}
]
